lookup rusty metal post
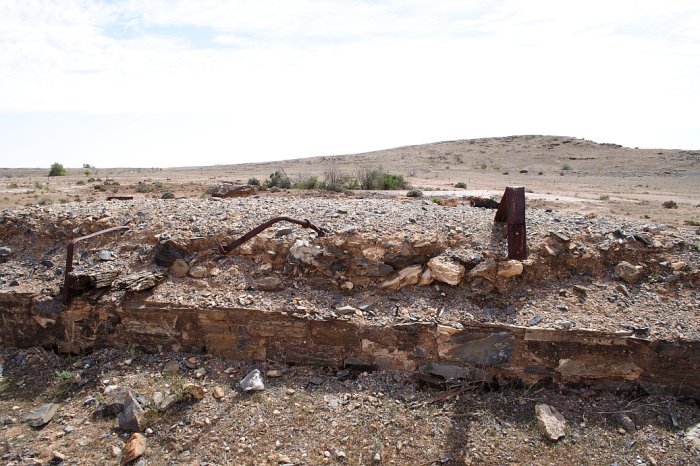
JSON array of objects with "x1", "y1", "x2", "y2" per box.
[
  {"x1": 218, "y1": 216, "x2": 326, "y2": 255},
  {"x1": 494, "y1": 187, "x2": 527, "y2": 260},
  {"x1": 63, "y1": 225, "x2": 129, "y2": 305}
]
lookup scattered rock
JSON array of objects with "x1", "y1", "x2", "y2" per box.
[
  {"x1": 614, "y1": 261, "x2": 640, "y2": 284},
  {"x1": 110, "y1": 446, "x2": 122, "y2": 458},
  {"x1": 670, "y1": 261, "x2": 686, "y2": 271},
  {"x1": 152, "y1": 392, "x2": 164, "y2": 405},
  {"x1": 0, "y1": 246, "x2": 12, "y2": 258},
  {"x1": 121, "y1": 432, "x2": 146, "y2": 465},
  {"x1": 183, "y1": 383, "x2": 204, "y2": 400},
  {"x1": 21, "y1": 403, "x2": 59, "y2": 427},
  {"x1": 170, "y1": 258, "x2": 190, "y2": 277},
  {"x1": 527, "y1": 316, "x2": 542, "y2": 326},
  {"x1": 240, "y1": 369, "x2": 265, "y2": 392},
  {"x1": 309, "y1": 376, "x2": 325, "y2": 386},
  {"x1": 535, "y1": 404, "x2": 567, "y2": 441},
  {"x1": 428, "y1": 256, "x2": 465, "y2": 286},
  {"x1": 162, "y1": 361, "x2": 179, "y2": 374},
  {"x1": 118, "y1": 393, "x2": 146, "y2": 432},
  {"x1": 194, "y1": 367, "x2": 206, "y2": 379},
  {"x1": 188, "y1": 266, "x2": 207, "y2": 278},
  {"x1": 275, "y1": 227, "x2": 293, "y2": 237},
  {"x1": 468, "y1": 257, "x2": 497, "y2": 281},
  {"x1": 266, "y1": 369, "x2": 283, "y2": 378},
  {"x1": 418, "y1": 267, "x2": 433, "y2": 286},
  {"x1": 98, "y1": 250, "x2": 114, "y2": 261},
  {"x1": 497, "y1": 260, "x2": 523, "y2": 278}
]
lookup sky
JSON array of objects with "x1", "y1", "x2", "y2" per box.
[{"x1": 0, "y1": 0, "x2": 698, "y2": 168}]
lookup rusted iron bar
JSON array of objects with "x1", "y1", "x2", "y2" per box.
[
  {"x1": 63, "y1": 226, "x2": 129, "y2": 305},
  {"x1": 218, "y1": 217, "x2": 326, "y2": 255},
  {"x1": 106, "y1": 196, "x2": 134, "y2": 201},
  {"x1": 494, "y1": 187, "x2": 527, "y2": 260}
]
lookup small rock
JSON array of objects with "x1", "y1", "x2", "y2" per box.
[
  {"x1": 527, "y1": 316, "x2": 542, "y2": 326},
  {"x1": 418, "y1": 267, "x2": 433, "y2": 286},
  {"x1": 285, "y1": 388, "x2": 295, "y2": 395},
  {"x1": 159, "y1": 394, "x2": 176, "y2": 410},
  {"x1": 379, "y1": 265, "x2": 422, "y2": 291},
  {"x1": 183, "y1": 383, "x2": 204, "y2": 400},
  {"x1": 497, "y1": 260, "x2": 523, "y2": 278},
  {"x1": 613, "y1": 413, "x2": 636, "y2": 433},
  {"x1": 373, "y1": 451, "x2": 381, "y2": 463},
  {"x1": 9, "y1": 279, "x2": 19, "y2": 286},
  {"x1": 21, "y1": 403, "x2": 60, "y2": 427},
  {"x1": 335, "y1": 450, "x2": 347, "y2": 459},
  {"x1": 98, "y1": 250, "x2": 113, "y2": 261},
  {"x1": 468, "y1": 257, "x2": 497, "y2": 281},
  {"x1": 51, "y1": 451, "x2": 66, "y2": 463},
  {"x1": 240, "y1": 369, "x2": 265, "y2": 391},
  {"x1": 614, "y1": 261, "x2": 640, "y2": 284},
  {"x1": 118, "y1": 393, "x2": 147, "y2": 432},
  {"x1": 572, "y1": 285, "x2": 588, "y2": 295},
  {"x1": 275, "y1": 227, "x2": 293, "y2": 237},
  {"x1": 152, "y1": 392, "x2": 164, "y2": 405},
  {"x1": 121, "y1": 433, "x2": 146, "y2": 465},
  {"x1": 267, "y1": 369, "x2": 282, "y2": 378},
  {"x1": 162, "y1": 361, "x2": 179, "y2": 374},
  {"x1": 615, "y1": 284, "x2": 631, "y2": 298},
  {"x1": 277, "y1": 453, "x2": 291, "y2": 464},
  {"x1": 0, "y1": 246, "x2": 12, "y2": 257},
  {"x1": 194, "y1": 367, "x2": 206, "y2": 379},
  {"x1": 309, "y1": 376, "x2": 325, "y2": 386},
  {"x1": 188, "y1": 266, "x2": 207, "y2": 278},
  {"x1": 335, "y1": 304, "x2": 359, "y2": 316},
  {"x1": 535, "y1": 404, "x2": 567, "y2": 441},
  {"x1": 670, "y1": 261, "x2": 686, "y2": 271},
  {"x1": 110, "y1": 446, "x2": 122, "y2": 458},
  {"x1": 170, "y1": 258, "x2": 190, "y2": 277},
  {"x1": 212, "y1": 386, "x2": 224, "y2": 399},
  {"x1": 255, "y1": 276, "x2": 284, "y2": 291}
]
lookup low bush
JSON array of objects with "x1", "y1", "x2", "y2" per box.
[
  {"x1": 406, "y1": 189, "x2": 423, "y2": 198},
  {"x1": 454, "y1": 182, "x2": 467, "y2": 189},
  {"x1": 662, "y1": 200, "x2": 678, "y2": 209}
]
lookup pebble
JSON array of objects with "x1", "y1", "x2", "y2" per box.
[{"x1": 212, "y1": 386, "x2": 225, "y2": 399}]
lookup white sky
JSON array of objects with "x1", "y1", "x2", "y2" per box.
[{"x1": 0, "y1": 0, "x2": 698, "y2": 168}]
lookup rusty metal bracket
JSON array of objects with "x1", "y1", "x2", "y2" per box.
[
  {"x1": 63, "y1": 226, "x2": 129, "y2": 305},
  {"x1": 218, "y1": 217, "x2": 326, "y2": 255},
  {"x1": 494, "y1": 187, "x2": 527, "y2": 260}
]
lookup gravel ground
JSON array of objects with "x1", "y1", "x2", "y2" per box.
[{"x1": 0, "y1": 347, "x2": 699, "y2": 465}]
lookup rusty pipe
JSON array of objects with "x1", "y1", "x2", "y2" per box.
[
  {"x1": 63, "y1": 225, "x2": 129, "y2": 305},
  {"x1": 218, "y1": 216, "x2": 326, "y2": 255}
]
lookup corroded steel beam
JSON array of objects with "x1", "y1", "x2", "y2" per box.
[{"x1": 218, "y1": 217, "x2": 326, "y2": 255}]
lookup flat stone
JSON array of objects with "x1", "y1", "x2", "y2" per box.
[
  {"x1": 535, "y1": 404, "x2": 567, "y2": 441},
  {"x1": 21, "y1": 403, "x2": 60, "y2": 427},
  {"x1": 468, "y1": 257, "x2": 497, "y2": 281}
]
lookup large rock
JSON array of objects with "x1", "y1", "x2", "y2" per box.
[
  {"x1": 497, "y1": 260, "x2": 523, "y2": 278},
  {"x1": 118, "y1": 393, "x2": 146, "y2": 432},
  {"x1": 170, "y1": 258, "x2": 190, "y2": 277},
  {"x1": 614, "y1": 261, "x2": 640, "y2": 284},
  {"x1": 427, "y1": 256, "x2": 465, "y2": 286},
  {"x1": 21, "y1": 403, "x2": 60, "y2": 427},
  {"x1": 535, "y1": 404, "x2": 567, "y2": 441},
  {"x1": 255, "y1": 276, "x2": 284, "y2": 291},
  {"x1": 209, "y1": 183, "x2": 256, "y2": 198},
  {"x1": 380, "y1": 265, "x2": 422, "y2": 292}
]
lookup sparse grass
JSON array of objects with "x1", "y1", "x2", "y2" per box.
[
  {"x1": 492, "y1": 164, "x2": 501, "y2": 170},
  {"x1": 55, "y1": 369, "x2": 76, "y2": 381},
  {"x1": 161, "y1": 192, "x2": 175, "y2": 199},
  {"x1": 8, "y1": 182, "x2": 18, "y2": 189},
  {"x1": 693, "y1": 242, "x2": 700, "y2": 252},
  {"x1": 454, "y1": 182, "x2": 467, "y2": 189},
  {"x1": 599, "y1": 194, "x2": 610, "y2": 200},
  {"x1": 684, "y1": 219, "x2": 700, "y2": 226},
  {"x1": 537, "y1": 171, "x2": 543, "y2": 175},
  {"x1": 561, "y1": 162, "x2": 572, "y2": 171},
  {"x1": 479, "y1": 162, "x2": 487, "y2": 169},
  {"x1": 135, "y1": 182, "x2": 154, "y2": 193},
  {"x1": 76, "y1": 180, "x2": 86, "y2": 185},
  {"x1": 431, "y1": 196, "x2": 441, "y2": 204},
  {"x1": 248, "y1": 177, "x2": 260, "y2": 186}
]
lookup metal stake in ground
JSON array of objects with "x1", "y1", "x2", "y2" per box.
[
  {"x1": 218, "y1": 216, "x2": 326, "y2": 255},
  {"x1": 494, "y1": 187, "x2": 527, "y2": 260}
]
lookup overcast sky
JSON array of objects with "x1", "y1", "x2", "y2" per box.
[{"x1": 1, "y1": 0, "x2": 698, "y2": 168}]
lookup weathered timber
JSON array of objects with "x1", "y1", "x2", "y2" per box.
[{"x1": 0, "y1": 291, "x2": 698, "y2": 397}]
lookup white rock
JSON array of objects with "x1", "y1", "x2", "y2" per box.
[
  {"x1": 497, "y1": 260, "x2": 524, "y2": 278},
  {"x1": 535, "y1": 404, "x2": 567, "y2": 441},
  {"x1": 379, "y1": 265, "x2": 422, "y2": 291},
  {"x1": 239, "y1": 369, "x2": 265, "y2": 392}
]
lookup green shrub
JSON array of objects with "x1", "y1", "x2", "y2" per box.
[
  {"x1": 265, "y1": 170, "x2": 291, "y2": 189},
  {"x1": 8, "y1": 182, "x2": 18, "y2": 189},
  {"x1": 76, "y1": 180, "x2": 85, "y2": 186},
  {"x1": 537, "y1": 171, "x2": 543, "y2": 175},
  {"x1": 248, "y1": 177, "x2": 260, "y2": 186},
  {"x1": 295, "y1": 176, "x2": 318, "y2": 190},
  {"x1": 561, "y1": 162, "x2": 572, "y2": 171},
  {"x1": 454, "y1": 182, "x2": 467, "y2": 189},
  {"x1": 49, "y1": 162, "x2": 66, "y2": 177},
  {"x1": 94, "y1": 184, "x2": 106, "y2": 192},
  {"x1": 161, "y1": 192, "x2": 175, "y2": 199},
  {"x1": 135, "y1": 182, "x2": 153, "y2": 193},
  {"x1": 84, "y1": 169, "x2": 91, "y2": 177},
  {"x1": 407, "y1": 189, "x2": 423, "y2": 198},
  {"x1": 104, "y1": 179, "x2": 119, "y2": 186},
  {"x1": 357, "y1": 168, "x2": 408, "y2": 190}
]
